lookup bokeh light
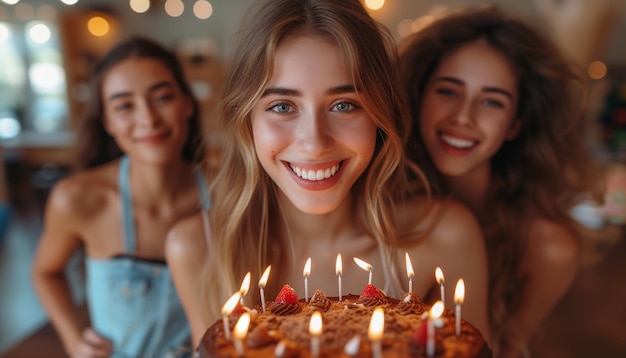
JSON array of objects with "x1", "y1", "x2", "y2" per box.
[
  {"x1": 165, "y1": 0, "x2": 184, "y2": 17},
  {"x1": 15, "y1": 2, "x2": 34, "y2": 20},
  {"x1": 588, "y1": 60, "x2": 607, "y2": 80},
  {"x1": 37, "y1": 4, "x2": 57, "y2": 21},
  {"x1": 130, "y1": 0, "x2": 150, "y2": 14},
  {"x1": 365, "y1": 0, "x2": 384, "y2": 11},
  {"x1": 0, "y1": 23, "x2": 10, "y2": 42},
  {"x1": 28, "y1": 23, "x2": 51, "y2": 44},
  {"x1": 193, "y1": 0, "x2": 212, "y2": 19},
  {"x1": 87, "y1": 16, "x2": 109, "y2": 37}
]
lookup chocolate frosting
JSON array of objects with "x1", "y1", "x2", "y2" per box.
[{"x1": 269, "y1": 302, "x2": 301, "y2": 316}]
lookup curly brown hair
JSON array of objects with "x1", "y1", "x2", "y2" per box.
[{"x1": 399, "y1": 5, "x2": 608, "y2": 352}]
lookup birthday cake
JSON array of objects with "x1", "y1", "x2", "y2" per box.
[{"x1": 197, "y1": 284, "x2": 491, "y2": 357}]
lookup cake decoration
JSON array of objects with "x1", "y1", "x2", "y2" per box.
[{"x1": 270, "y1": 284, "x2": 301, "y2": 316}]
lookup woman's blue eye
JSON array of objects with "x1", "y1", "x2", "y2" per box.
[
  {"x1": 269, "y1": 103, "x2": 293, "y2": 113},
  {"x1": 333, "y1": 102, "x2": 353, "y2": 112},
  {"x1": 483, "y1": 99, "x2": 504, "y2": 108}
]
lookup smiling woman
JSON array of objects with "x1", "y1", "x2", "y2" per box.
[
  {"x1": 165, "y1": 0, "x2": 491, "y2": 353},
  {"x1": 31, "y1": 36, "x2": 208, "y2": 358},
  {"x1": 400, "y1": 6, "x2": 614, "y2": 357}
]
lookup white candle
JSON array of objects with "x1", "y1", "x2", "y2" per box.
[
  {"x1": 353, "y1": 257, "x2": 373, "y2": 285},
  {"x1": 368, "y1": 306, "x2": 384, "y2": 358},
  {"x1": 221, "y1": 292, "x2": 242, "y2": 340},
  {"x1": 454, "y1": 278, "x2": 465, "y2": 336},
  {"x1": 405, "y1": 252, "x2": 414, "y2": 293},
  {"x1": 309, "y1": 311, "x2": 322, "y2": 358},
  {"x1": 336, "y1": 254, "x2": 343, "y2": 301},
  {"x1": 435, "y1": 267, "x2": 445, "y2": 309},
  {"x1": 258, "y1": 265, "x2": 271, "y2": 313},
  {"x1": 233, "y1": 312, "x2": 250, "y2": 357},
  {"x1": 427, "y1": 301, "x2": 444, "y2": 357},
  {"x1": 239, "y1": 272, "x2": 251, "y2": 305},
  {"x1": 303, "y1": 257, "x2": 311, "y2": 302}
]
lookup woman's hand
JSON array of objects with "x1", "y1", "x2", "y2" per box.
[{"x1": 68, "y1": 327, "x2": 112, "y2": 358}]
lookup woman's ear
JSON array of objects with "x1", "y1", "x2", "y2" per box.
[{"x1": 506, "y1": 119, "x2": 521, "y2": 140}]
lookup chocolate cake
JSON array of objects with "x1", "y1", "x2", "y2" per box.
[{"x1": 198, "y1": 284, "x2": 491, "y2": 357}]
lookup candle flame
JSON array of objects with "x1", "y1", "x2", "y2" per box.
[
  {"x1": 353, "y1": 257, "x2": 372, "y2": 272},
  {"x1": 435, "y1": 267, "x2": 444, "y2": 284},
  {"x1": 239, "y1": 272, "x2": 251, "y2": 296},
  {"x1": 405, "y1": 252, "x2": 414, "y2": 279},
  {"x1": 258, "y1": 265, "x2": 271, "y2": 288},
  {"x1": 454, "y1": 278, "x2": 465, "y2": 304},
  {"x1": 309, "y1": 311, "x2": 322, "y2": 336},
  {"x1": 430, "y1": 300, "x2": 444, "y2": 319},
  {"x1": 233, "y1": 312, "x2": 251, "y2": 340},
  {"x1": 368, "y1": 306, "x2": 385, "y2": 341},
  {"x1": 303, "y1": 257, "x2": 311, "y2": 277},
  {"x1": 336, "y1": 254, "x2": 342, "y2": 275},
  {"x1": 221, "y1": 292, "x2": 242, "y2": 315}
]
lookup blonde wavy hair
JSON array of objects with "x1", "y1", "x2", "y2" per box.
[{"x1": 200, "y1": 0, "x2": 430, "y2": 322}]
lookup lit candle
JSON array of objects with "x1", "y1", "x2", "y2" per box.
[
  {"x1": 454, "y1": 278, "x2": 465, "y2": 336},
  {"x1": 435, "y1": 267, "x2": 445, "y2": 309},
  {"x1": 221, "y1": 292, "x2": 242, "y2": 340},
  {"x1": 239, "y1": 272, "x2": 251, "y2": 305},
  {"x1": 368, "y1": 306, "x2": 384, "y2": 358},
  {"x1": 353, "y1": 257, "x2": 373, "y2": 285},
  {"x1": 309, "y1": 311, "x2": 322, "y2": 358},
  {"x1": 336, "y1": 254, "x2": 343, "y2": 301},
  {"x1": 258, "y1": 265, "x2": 271, "y2": 313},
  {"x1": 427, "y1": 301, "x2": 444, "y2": 358},
  {"x1": 405, "y1": 252, "x2": 414, "y2": 293},
  {"x1": 233, "y1": 312, "x2": 250, "y2": 357},
  {"x1": 303, "y1": 257, "x2": 311, "y2": 302}
]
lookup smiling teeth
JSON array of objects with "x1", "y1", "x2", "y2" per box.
[
  {"x1": 290, "y1": 164, "x2": 339, "y2": 181},
  {"x1": 440, "y1": 134, "x2": 475, "y2": 149}
]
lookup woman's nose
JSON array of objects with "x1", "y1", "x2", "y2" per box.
[
  {"x1": 296, "y1": 109, "x2": 334, "y2": 155},
  {"x1": 449, "y1": 100, "x2": 475, "y2": 127},
  {"x1": 136, "y1": 101, "x2": 160, "y2": 127}
]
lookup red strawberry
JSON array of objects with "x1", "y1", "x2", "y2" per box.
[
  {"x1": 231, "y1": 302, "x2": 247, "y2": 316},
  {"x1": 275, "y1": 284, "x2": 299, "y2": 304},
  {"x1": 360, "y1": 284, "x2": 383, "y2": 299},
  {"x1": 412, "y1": 320, "x2": 428, "y2": 345}
]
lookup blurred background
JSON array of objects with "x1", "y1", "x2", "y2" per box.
[{"x1": 0, "y1": 0, "x2": 625, "y2": 357}]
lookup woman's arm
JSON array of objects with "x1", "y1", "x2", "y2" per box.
[
  {"x1": 31, "y1": 180, "x2": 111, "y2": 358},
  {"x1": 499, "y1": 219, "x2": 580, "y2": 358},
  {"x1": 166, "y1": 213, "x2": 210, "y2": 348}
]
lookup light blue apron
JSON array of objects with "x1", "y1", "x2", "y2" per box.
[{"x1": 85, "y1": 156, "x2": 209, "y2": 358}]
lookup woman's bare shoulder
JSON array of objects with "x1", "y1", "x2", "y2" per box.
[
  {"x1": 400, "y1": 195, "x2": 483, "y2": 248},
  {"x1": 166, "y1": 212, "x2": 209, "y2": 260},
  {"x1": 524, "y1": 218, "x2": 580, "y2": 271},
  {"x1": 46, "y1": 163, "x2": 118, "y2": 220}
]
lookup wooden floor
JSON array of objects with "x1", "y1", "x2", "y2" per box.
[{"x1": 1, "y1": 201, "x2": 625, "y2": 357}]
